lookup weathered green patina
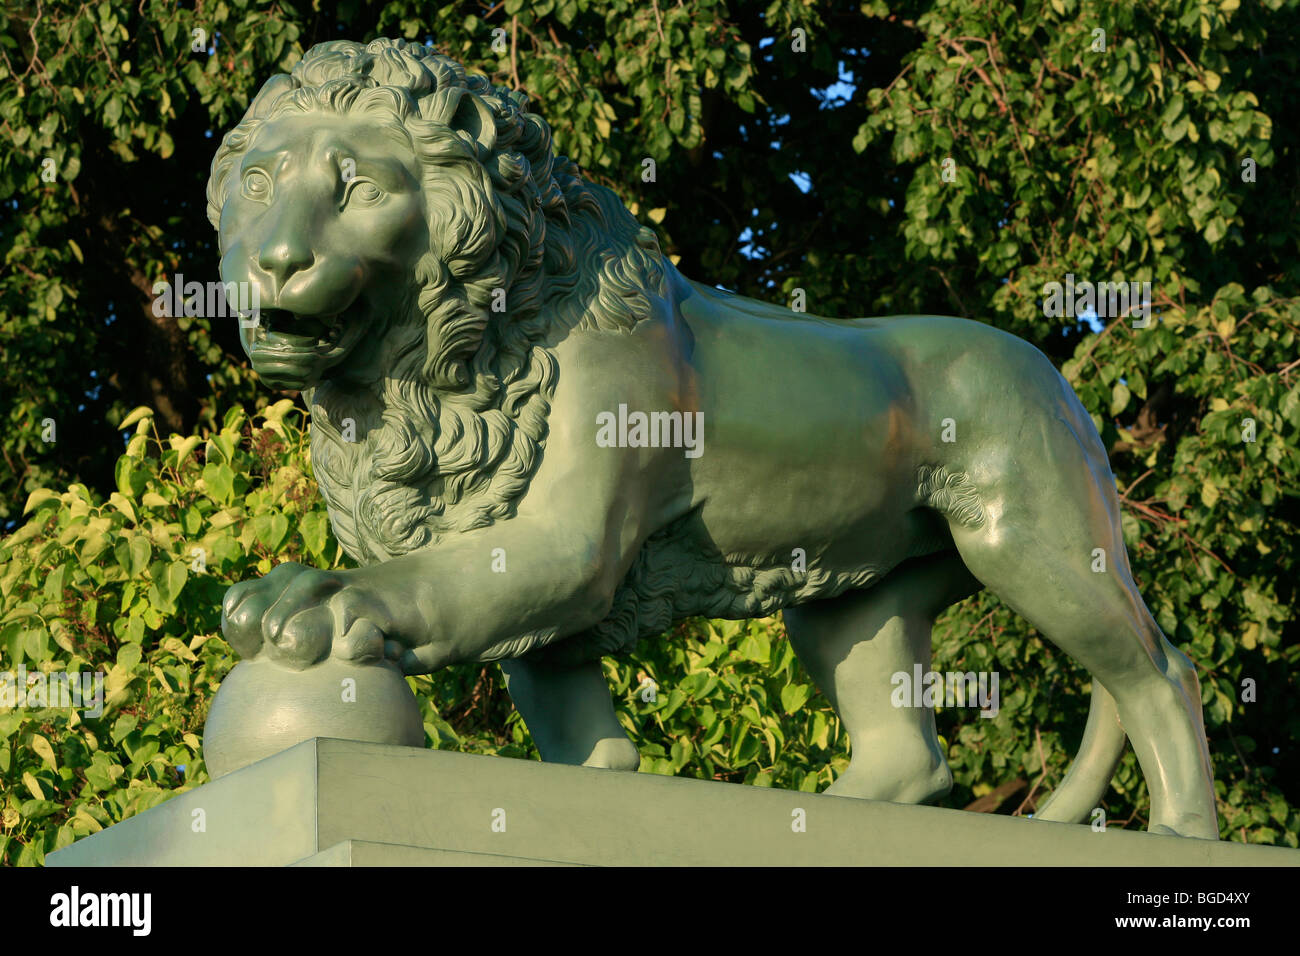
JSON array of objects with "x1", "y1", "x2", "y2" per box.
[{"x1": 207, "y1": 38, "x2": 1218, "y2": 838}]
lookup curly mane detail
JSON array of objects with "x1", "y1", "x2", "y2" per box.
[{"x1": 207, "y1": 39, "x2": 667, "y2": 563}]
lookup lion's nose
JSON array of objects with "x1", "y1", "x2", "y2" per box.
[{"x1": 258, "y1": 221, "x2": 315, "y2": 289}]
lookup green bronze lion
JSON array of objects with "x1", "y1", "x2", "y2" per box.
[{"x1": 210, "y1": 38, "x2": 1217, "y2": 838}]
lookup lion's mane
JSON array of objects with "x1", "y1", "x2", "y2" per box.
[{"x1": 207, "y1": 38, "x2": 667, "y2": 564}]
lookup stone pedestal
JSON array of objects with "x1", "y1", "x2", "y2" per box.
[{"x1": 46, "y1": 738, "x2": 1299, "y2": 866}]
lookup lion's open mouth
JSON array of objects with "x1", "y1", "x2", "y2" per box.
[
  {"x1": 250, "y1": 308, "x2": 343, "y2": 349},
  {"x1": 241, "y1": 306, "x2": 365, "y2": 387}
]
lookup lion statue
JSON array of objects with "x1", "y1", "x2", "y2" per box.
[{"x1": 210, "y1": 38, "x2": 1217, "y2": 838}]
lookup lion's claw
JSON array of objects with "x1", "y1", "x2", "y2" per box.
[
  {"x1": 335, "y1": 618, "x2": 387, "y2": 664},
  {"x1": 220, "y1": 562, "x2": 391, "y2": 669}
]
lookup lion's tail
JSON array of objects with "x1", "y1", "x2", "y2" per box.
[{"x1": 1031, "y1": 680, "x2": 1127, "y2": 824}]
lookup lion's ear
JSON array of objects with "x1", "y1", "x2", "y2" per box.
[
  {"x1": 248, "y1": 74, "x2": 297, "y2": 118},
  {"x1": 422, "y1": 87, "x2": 498, "y2": 155},
  {"x1": 452, "y1": 91, "x2": 498, "y2": 154}
]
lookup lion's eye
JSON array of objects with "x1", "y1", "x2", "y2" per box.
[
  {"x1": 241, "y1": 170, "x2": 272, "y2": 202},
  {"x1": 343, "y1": 180, "x2": 385, "y2": 209}
]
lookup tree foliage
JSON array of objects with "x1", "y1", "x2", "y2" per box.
[{"x1": 1, "y1": 0, "x2": 1297, "y2": 861}]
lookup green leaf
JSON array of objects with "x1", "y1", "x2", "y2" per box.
[
  {"x1": 1200, "y1": 480, "x2": 1220, "y2": 508},
  {"x1": 736, "y1": 627, "x2": 770, "y2": 663},
  {"x1": 119, "y1": 406, "x2": 154, "y2": 429},
  {"x1": 202, "y1": 462, "x2": 235, "y2": 503},
  {"x1": 254, "y1": 513, "x2": 290, "y2": 552},
  {"x1": 114, "y1": 457, "x2": 147, "y2": 498},
  {"x1": 1110, "y1": 382, "x2": 1131, "y2": 416},
  {"x1": 128, "y1": 536, "x2": 151, "y2": 577},
  {"x1": 20, "y1": 799, "x2": 61, "y2": 821},
  {"x1": 22, "y1": 488, "x2": 60, "y2": 515},
  {"x1": 780, "y1": 683, "x2": 813, "y2": 715},
  {"x1": 116, "y1": 642, "x2": 143, "y2": 672},
  {"x1": 729, "y1": 730, "x2": 761, "y2": 766},
  {"x1": 29, "y1": 734, "x2": 57, "y2": 771},
  {"x1": 300, "y1": 511, "x2": 329, "y2": 557},
  {"x1": 1159, "y1": 93, "x2": 1184, "y2": 125},
  {"x1": 22, "y1": 771, "x2": 44, "y2": 800},
  {"x1": 149, "y1": 560, "x2": 188, "y2": 610}
]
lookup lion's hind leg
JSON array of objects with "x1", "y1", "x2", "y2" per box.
[
  {"x1": 942, "y1": 394, "x2": 1218, "y2": 838},
  {"x1": 783, "y1": 552, "x2": 980, "y2": 804},
  {"x1": 501, "y1": 656, "x2": 641, "y2": 771}
]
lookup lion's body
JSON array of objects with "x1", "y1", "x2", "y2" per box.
[
  {"x1": 535, "y1": 281, "x2": 1017, "y2": 660},
  {"x1": 213, "y1": 38, "x2": 1220, "y2": 838},
  {"x1": 530, "y1": 275, "x2": 1099, "y2": 661}
]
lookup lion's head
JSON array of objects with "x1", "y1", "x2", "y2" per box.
[{"x1": 207, "y1": 38, "x2": 667, "y2": 563}]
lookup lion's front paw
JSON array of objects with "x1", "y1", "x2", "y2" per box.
[{"x1": 221, "y1": 562, "x2": 389, "y2": 669}]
